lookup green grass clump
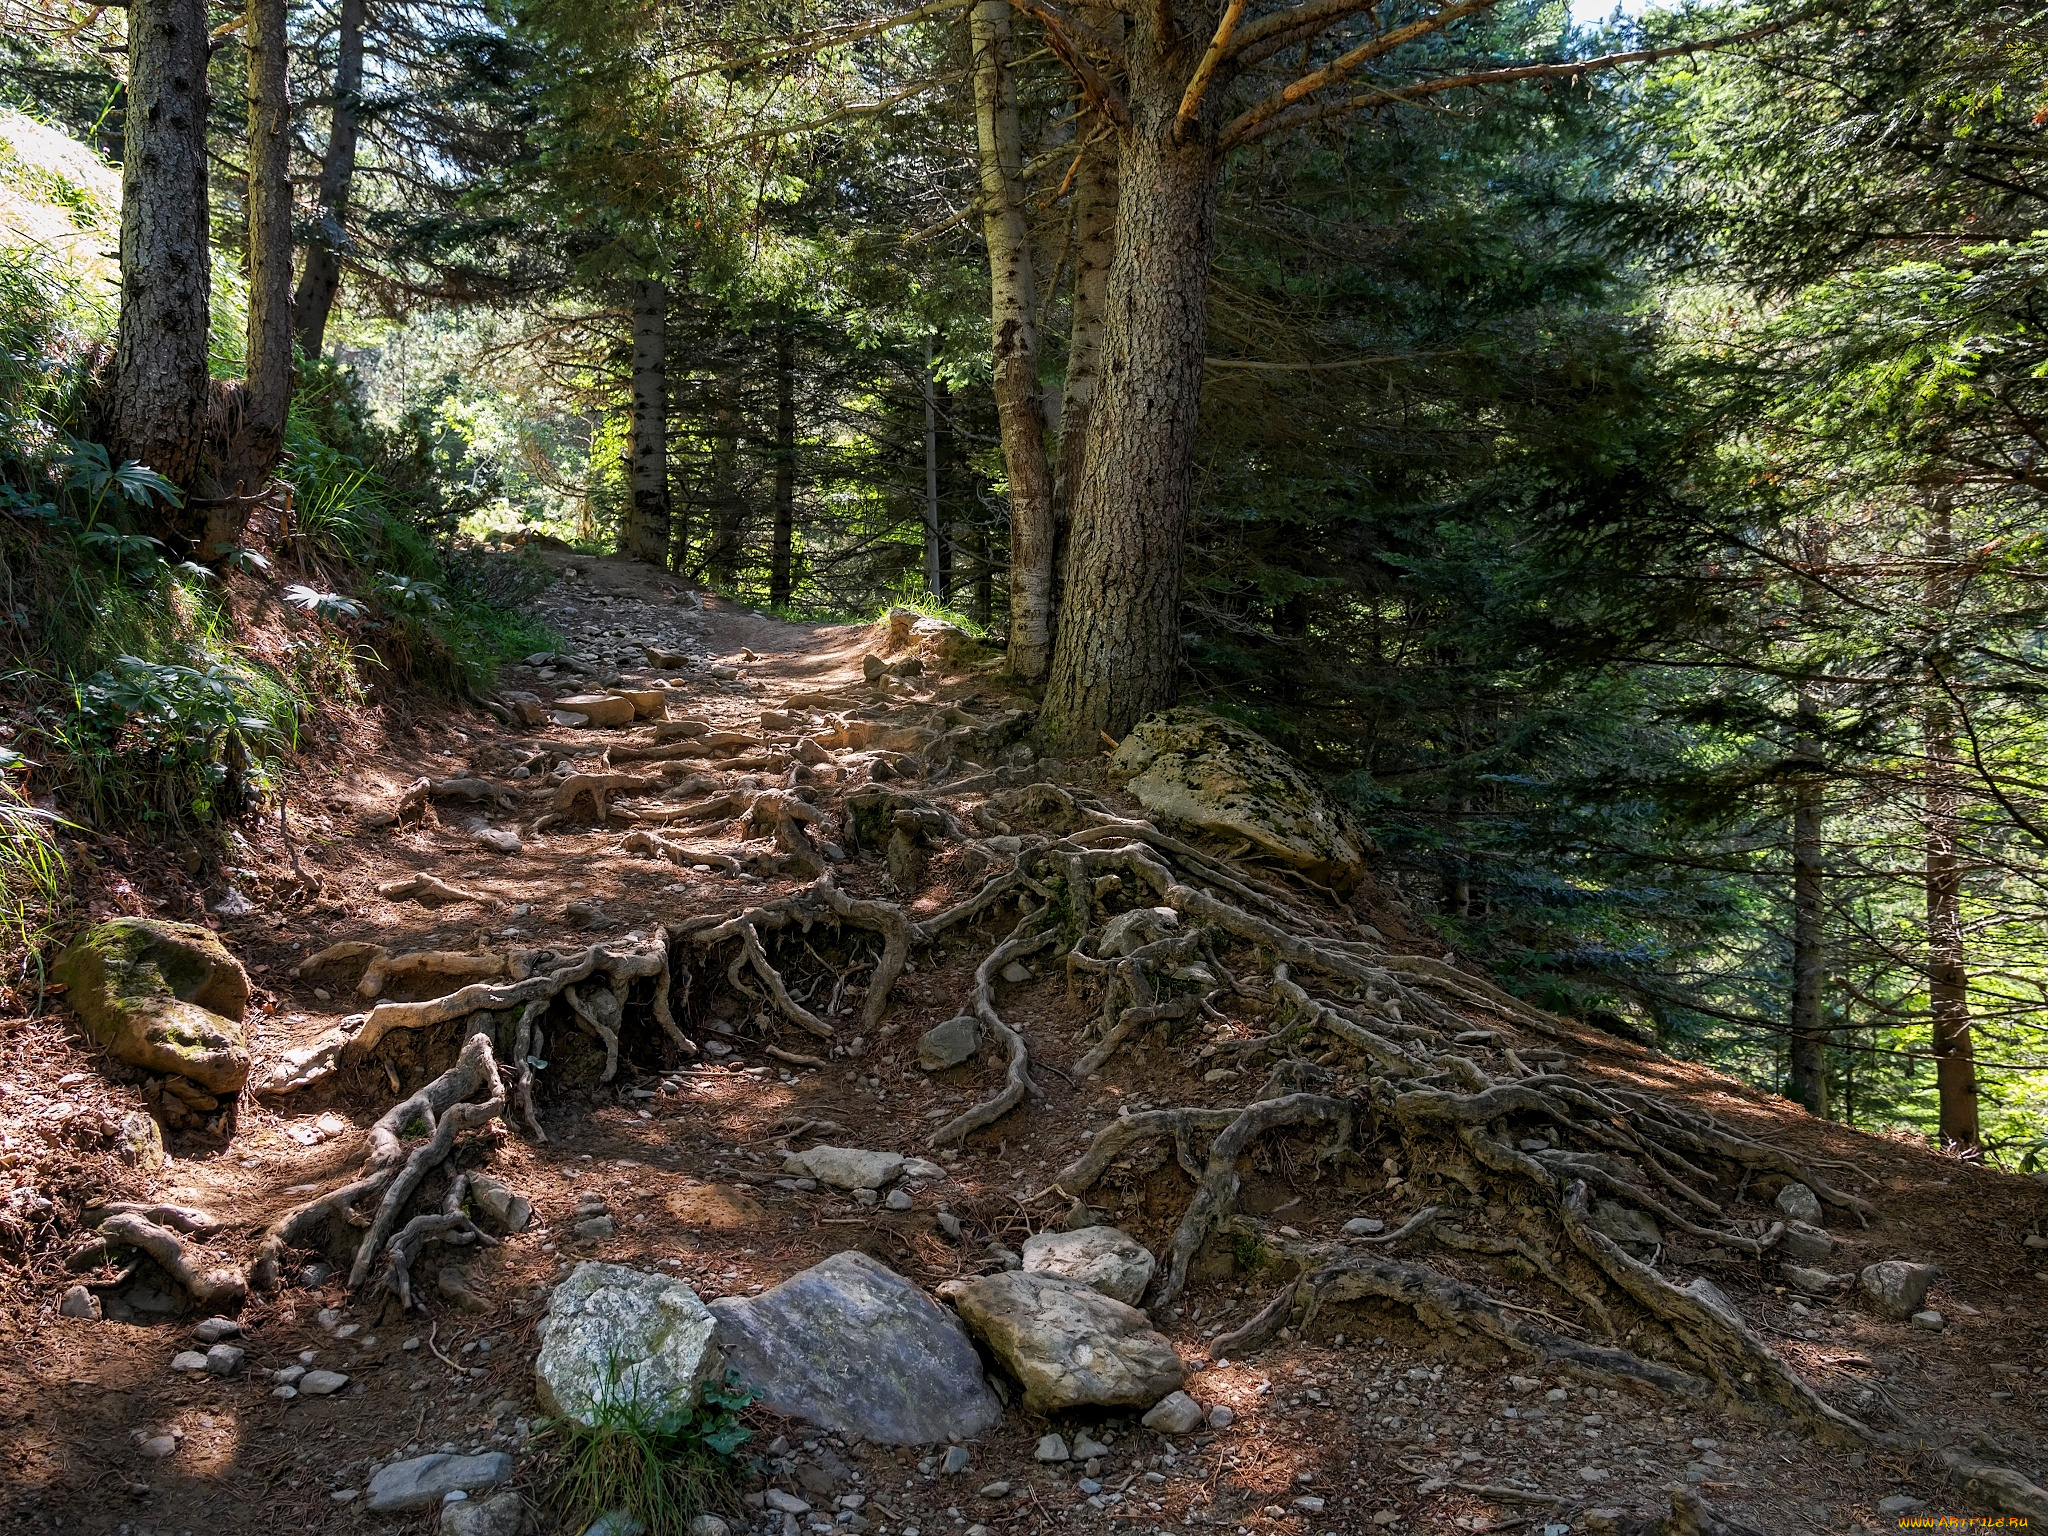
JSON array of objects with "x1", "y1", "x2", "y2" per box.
[{"x1": 545, "y1": 1369, "x2": 752, "y2": 1536}]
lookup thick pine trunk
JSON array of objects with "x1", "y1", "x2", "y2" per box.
[
  {"x1": 769, "y1": 324, "x2": 796, "y2": 608},
  {"x1": 112, "y1": 0, "x2": 213, "y2": 495},
  {"x1": 624, "y1": 279, "x2": 670, "y2": 567},
  {"x1": 1923, "y1": 500, "x2": 1979, "y2": 1153},
  {"x1": 1041, "y1": 43, "x2": 1222, "y2": 749},
  {"x1": 241, "y1": 0, "x2": 293, "y2": 487},
  {"x1": 292, "y1": 0, "x2": 364, "y2": 360},
  {"x1": 971, "y1": 0, "x2": 1056, "y2": 679}
]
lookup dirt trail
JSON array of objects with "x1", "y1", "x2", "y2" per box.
[{"x1": 3, "y1": 551, "x2": 2046, "y2": 1536}]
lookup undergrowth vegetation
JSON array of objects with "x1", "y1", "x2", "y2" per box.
[{"x1": 543, "y1": 1369, "x2": 752, "y2": 1536}]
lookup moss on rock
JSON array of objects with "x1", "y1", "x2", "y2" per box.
[{"x1": 51, "y1": 918, "x2": 251, "y2": 1093}]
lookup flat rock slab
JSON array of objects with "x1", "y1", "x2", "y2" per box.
[
  {"x1": 51, "y1": 918, "x2": 251, "y2": 1093},
  {"x1": 709, "y1": 1251, "x2": 1001, "y2": 1445},
  {"x1": 783, "y1": 1145, "x2": 904, "y2": 1190},
  {"x1": 536, "y1": 1262, "x2": 721, "y2": 1425},
  {"x1": 366, "y1": 1451, "x2": 514, "y2": 1512},
  {"x1": 945, "y1": 1270, "x2": 1184, "y2": 1414},
  {"x1": 555, "y1": 693, "x2": 637, "y2": 727},
  {"x1": 1021, "y1": 1226, "x2": 1156, "y2": 1306}
]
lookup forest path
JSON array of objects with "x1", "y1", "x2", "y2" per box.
[{"x1": 4, "y1": 552, "x2": 2046, "y2": 1536}]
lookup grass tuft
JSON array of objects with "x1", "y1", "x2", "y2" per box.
[{"x1": 543, "y1": 1368, "x2": 752, "y2": 1536}]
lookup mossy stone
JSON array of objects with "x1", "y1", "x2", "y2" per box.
[{"x1": 52, "y1": 918, "x2": 251, "y2": 1093}]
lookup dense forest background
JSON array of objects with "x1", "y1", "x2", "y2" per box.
[{"x1": 3, "y1": 0, "x2": 2045, "y2": 1162}]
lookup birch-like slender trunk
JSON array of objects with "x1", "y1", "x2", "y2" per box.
[
  {"x1": 624, "y1": 279, "x2": 670, "y2": 566},
  {"x1": 922, "y1": 334, "x2": 949, "y2": 602},
  {"x1": 1053, "y1": 112, "x2": 1118, "y2": 527},
  {"x1": 112, "y1": 0, "x2": 212, "y2": 496},
  {"x1": 1923, "y1": 497, "x2": 1979, "y2": 1153},
  {"x1": 292, "y1": 0, "x2": 364, "y2": 360},
  {"x1": 769, "y1": 323, "x2": 796, "y2": 608},
  {"x1": 971, "y1": 0, "x2": 1056, "y2": 679},
  {"x1": 240, "y1": 0, "x2": 294, "y2": 491}
]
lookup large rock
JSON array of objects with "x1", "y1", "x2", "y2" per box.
[
  {"x1": 708, "y1": 1251, "x2": 1002, "y2": 1445},
  {"x1": 783, "y1": 1146, "x2": 904, "y2": 1190},
  {"x1": 1106, "y1": 709, "x2": 1368, "y2": 894},
  {"x1": 945, "y1": 1270, "x2": 1184, "y2": 1414},
  {"x1": 366, "y1": 1451, "x2": 513, "y2": 1512},
  {"x1": 554, "y1": 694, "x2": 637, "y2": 728},
  {"x1": 535, "y1": 1263, "x2": 722, "y2": 1425},
  {"x1": 52, "y1": 919, "x2": 251, "y2": 1093},
  {"x1": 1021, "y1": 1226, "x2": 1156, "y2": 1306},
  {"x1": 1859, "y1": 1260, "x2": 1941, "y2": 1321},
  {"x1": 917, "y1": 1016, "x2": 981, "y2": 1072}
]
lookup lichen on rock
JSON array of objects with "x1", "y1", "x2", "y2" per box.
[
  {"x1": 51, "y1": 918, "x2": 251, "y2": 1093},
  {"x1": 1107, "y1": 707, "x2": 1369, "y2": 893}
]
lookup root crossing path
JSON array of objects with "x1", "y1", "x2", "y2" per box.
[{"x1": 9, "y1": 550, "x2": 2048, "y2": 1536}]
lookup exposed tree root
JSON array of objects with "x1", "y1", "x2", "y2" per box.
[
  {"x1": 623, "y1": 829, "x2": 741, "y2": 874},
  {"x1": 928, "y1": 918, "x2": 1059, "y2": 1148},
  {"x1": 383, "y1": 1172, "x2": 499, "y2": 1309}
]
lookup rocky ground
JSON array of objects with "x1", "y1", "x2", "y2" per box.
[{"x1": 3, "y1": 549, "x2": 2047, "y2": 1536}]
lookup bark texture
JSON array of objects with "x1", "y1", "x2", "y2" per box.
[
  {"x1": 1923, "y1": 499, "x2": 1979, "y2": 1152},
  {"x1": 1788, "y1": 524, "x2": 1829, "y2": 1117},
  {"x1": 769, "y1": 321, "x2": 797, "y2": 607},
  {"x1": 625, "y1": 278, "x2": 671, "y2": 567},
  {"x1": 1053, "y1": 115, "x2": 1119, "y2": 527},
  {"x1": 112, "y1": 0, "x2": 213, "y2": 493},
  {"x1": 242, "y1": 0, "x2": 294, "y2": 486},
  {"x1": 1042, "y1": 30, "x2": 1223, "y2": 749},
  {"x1": 971, "y1": 0, "x2": 1056, "y2": 680},
  {"x1": 922, "y1": 333, "x2": 950, "y2": 601},
  {"x1": 292, "y1": 0, "x2": 364, "y2": 360}
]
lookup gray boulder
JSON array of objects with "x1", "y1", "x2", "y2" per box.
[
  {"x1": 918, "y1": 1016, "x2": 981, "y2": 1072},
  {"x1": 945, "y1": 1270, "x2": 1184, "y2": 1414},
  {"x1": 782, "y1": 1146, "x2": 904, "y2": 1190},
  {"x1": 1777, "y1": 1223, "x2": 1834, "y2": 1264},
  {"x1": 441, "y1": 1491, "x2": 525, "y2": 1536},
  {"x1": 1020, "y1": 1226, "x2": 1156, "y2": 1306},
  {"x1": 1106, "y1": 708, "x2": 1368, "y2": 894},
  {"x1": 536, "y1": 1263, "x2": 721, "y2": 1425},
  {"x1": 1775, "y1": 1183, "x2": 1824, "y2": 1225},
  {"x1": 1859, "y1": 1260, "x2": 1942, "y2": 1321},
  {"x1": 366, "y1": 1452, "x2": 513, "y2": 1512},
  {"x1": 709, "y1": 1251, "x2": 1001, "y2": 1445},
  {"x1": 1141, "y1": 1390, "x2": 1205, "y2": 1434}
]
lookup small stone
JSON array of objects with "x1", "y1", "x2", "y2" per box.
[
  {"x1": 1778, "y1": 1222, "x2": 1833, "y2": 1264},
  {"x1": 937, "y1": 1212, "x2": 963, "y2": 1239},
  {"x1": 331, "y1": 1488, "x2": 357, "y2": 1503},
  {"x1": 313, "y1": 987, "x2": 333, "y2": 1000},
  {"x1": 979, "y1": 1482, "x2": 1011, "y2": 1499},
  {"x1": 1877, "y1": 1496, "x2": 1927, "y2": 1515},
  {"x1": 193, "y1": 1316, "x2": 242, "y2": 1344},
  {"x1": 1774, "y1": 1183, "x2": 1824, "y2": 1225},
  {"x1": 441, "y1": 1491, "x2": 527, "y2": 1536},
  {"x1": 852, "y1": 1187, "x2": 879, "y2": 1207},
  {"x1": 272, "y1": 1385, "x2": 298, "y2": 1400},
  {"x1": 1910, "y1": 1309, "x2": 1944, "y2": 1330},
  {"x1": 765, "y1": 1490, "x2": 811, "y2": 1515},
  {"x1": 573, "y1": 1215, "x2": 615, "y2": 1242},
  {"x1": 687, "y1": 1518, "x2": 730, "y2": 1536},
  {"x1": 918, "y1": 1016, "x2": 981, "y2": 1072},
  {"x1": 299, "y1": 1369, "x2": 349, "y2": 1395},
  {"x1": 1578, "y1": 1467, "x2": 1609, "y2": 1482},
  {"x1": 1000, "y1": 962, "x2": 1033, "y2": 984},
  {"x1": 334, "y1": 1323, "x2": 361, "y2": 1339},
  {"x1": 171, "y1": 1351, "x2": 210, "y2": 1373},
  {"x1": 1545, "y1": 1388, "x2": 1568, "y2": 1402},
  {"x1": 301, "y1": 1261, "x2": 334, "y2": 1287},
  {"x1": 885, "y1": 1189, "x2": 913, "y2": 1211},
  {"x1": 273, "y1": 1365, "x2": 306, "y2": 1384},
  {"x1": 1077, "y1": 1478, "x2": 1102, "y2": 1496},
  {"x1": 138, "y1": 1434, "x2": 178, "y2": 1458},
  {"x1": 60, "y1": 1285, "x2": 100, "y2": 1320},
  {"x1": 941, "y1": 1446, "x2": 971, "y2": 1475},
  {"x1": 1859, "y1": 1260, "x2": 1942, "y2": 1320},
  {"x1": 315, "y1": 1307, "x2": 342, "y2": 1330},
  {"x1": 1070, "y1": 1435, "x2": 1108, "y2": 1460},
  {"x1": 366, "y1": 1452, "x2": 515, "y2": 1512},
  {"x1": 1293, "y1": 1496, "x2": 1326, "y2": 1512},
  {"x1": 1142, "y1": 1391, "x2": 1205, "y2": 1434},
  {"x1": 1342, "y1": 1217, "x2": 1386, "y2": 1236},
  {"x1": 1035, "y1": 1434, "x2": 1070, "y2": 1462},
  {"x1": 1206, "y1": 1403, "x2": 1234, "y2": 1429},
  {"x1": 204, "y1": 1343, "x2": 245, "y2": 1376}
]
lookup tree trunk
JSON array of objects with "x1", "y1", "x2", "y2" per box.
[
  {"x1": 769, "y1": 322, "x2": 796, "y2": 608},
  {"x1": 624, "y1": 278, "x2": 670, "y2": 567},
  {"x1": 1923, "y1": 498, "x2": 1979, "y2": 1153},
  {"x1": 112, "y1": 0, "x2": 212, "y2": 495},
  {"x1": 292, "y1": 0, "x2": 364, "y2": 360},
  {"x1": 1041, "y1": 32, "x2": 1223, "y2": 749},
  {"x1": 1787, "y1": 523, "x2": 1829, "y2": 1117},
  {"x1": 922, "y1": 334, "x2": 950, "y2": 602},
  {"x1": 971, "y1": 0, "x2": 1056, "y2": 679},
  {"x1": 702, "y1": 357, "x2": 745, "y2": 587},
  {"x1": 240, "y1": 0, "x2": 293, "y2": 491},
  {"x1": 1053, "y1": 114, "x2": 1118, "y2": 526}
]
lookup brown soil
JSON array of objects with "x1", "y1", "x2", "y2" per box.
[{"x1": 2, "y1": 550, "x2": 2045, "y2": 1536}]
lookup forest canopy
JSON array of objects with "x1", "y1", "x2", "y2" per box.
[{"x1": 3, "y1": 0, "x2": 2046, "y2": 1163}]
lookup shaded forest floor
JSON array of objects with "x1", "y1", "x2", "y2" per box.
[{"x1": 2, "y1": 550, "x2": 2045, "y2": 1536}]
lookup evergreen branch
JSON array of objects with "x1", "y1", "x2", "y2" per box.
[
  {"x1": 1174, "y1": 0, "x2": 1246, "y2": 139},
  {"x1": 1008, "y1": 0, "x2": 1131, "y2": 130}
]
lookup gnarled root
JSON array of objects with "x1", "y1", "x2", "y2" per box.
[
  {"x1": 383, "y1": 1172, "x2": 499, "y2": 1309},
  {"x1": 928, "y1": 916, "x2": 1058, "y2": 1147},
  {"x1": 623, "y1": 828, "x2": 741, "y2": 874},
  {"x1": 96, "y1": 1212, "x2": 247, "y2": 1307}
]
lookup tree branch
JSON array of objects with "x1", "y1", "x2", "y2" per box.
[
  {"x1": 1174, "y1": 0, "x2": 1246, "y2": 139},
  {"x1": 1223, "y1": 13, "x2": 1805, "y2": 150},
  {"x1": 1011, "y1": 0, "x2": 1132, "y2": 128}
]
